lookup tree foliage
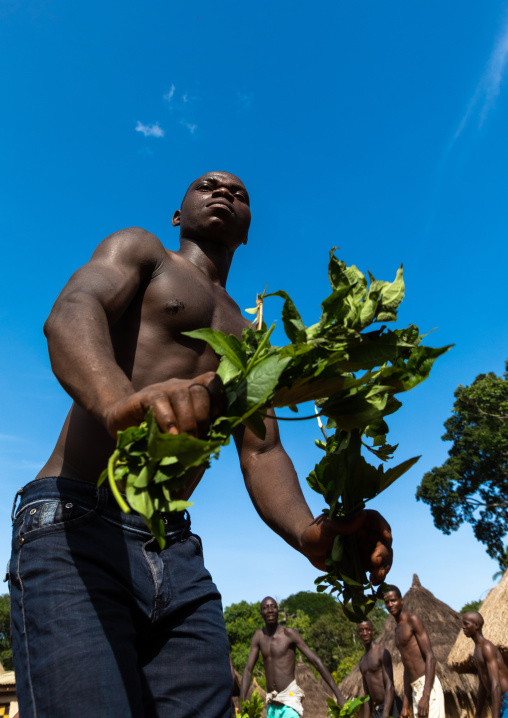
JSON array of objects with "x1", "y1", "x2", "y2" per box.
[
  {"x1": 0, "y1": 595, "x2": 12, "y2": 671},
  {"x1": 416, "y1": 362, "x2": 508, "y2": 567}
]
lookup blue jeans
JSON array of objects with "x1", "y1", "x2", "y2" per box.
[{"x1": 9, "y1": 477, "x2": 233, "y2": 718}]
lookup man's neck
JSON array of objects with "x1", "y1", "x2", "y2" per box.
[
  {"x1": 178, "y1": 236, "x2": 235, "y2": 287},
  {"x1": 264, "y1": 622, "x2": 279, "y2": 637},
  {"x1": 471, "y1": 631, "x2": 485, "y2": 647},
  {"x1": 363, "y1": 642, "x2": 374, "y2": 654}
]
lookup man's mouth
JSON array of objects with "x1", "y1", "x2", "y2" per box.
[{"x1": 206, "y1": 201, "x2": 233, "y2": 214}]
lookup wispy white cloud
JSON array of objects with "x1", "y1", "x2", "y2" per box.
[
  {"x1": 183, "y1": 93, "x2": 189, "y2": 103},
  {"x1": 163, "y1": 84, "x2": 175, "y2": 103},
  {"x1": 180, "y1": 120, "x2": 197, "y2": 134},
  {"x1": 135, "y1": 121, "x2": 165, "y2": 138},
  {"x1": 453, "y1": 12, "x2": 508, "y2": 142}
]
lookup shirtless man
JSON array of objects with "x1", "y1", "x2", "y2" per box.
[
  {"x1": 240, "y1": 596, "x2": 345, "y2": 716},
  {"x1": 9, "y1": 171, "x2": 392, "y2": 718},
  {"x1": 462, "y1": 611, "x2": 508, "y2": 718},
  {"x1": 357, "y1": 619, "x2": 400, "y2": 718},
  {"x1": 384, "y1": 586, "x2": 444, "y2": 718}
]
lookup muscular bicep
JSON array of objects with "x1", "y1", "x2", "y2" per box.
[
  {"x1": 46, "y1": 227, "x2": 164, "y2": 328},
  {"x1": 245, "y1": 634, "x2": 261, "y2": 670},
  {"x1": 234, "y1": 408, "x2": 283, "y2": 466}
]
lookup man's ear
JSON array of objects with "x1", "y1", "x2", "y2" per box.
[
  {"x1": 242, "y1": 232, "x2": 248, "y2": 245},
  {"x1": 172, "y1": 210, "x2": 181, "y2": 227}
]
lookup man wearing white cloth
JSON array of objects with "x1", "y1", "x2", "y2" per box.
[
  {"x1": 240, "y1": 596, "x2": 345, "y2": 717},
  {"x1": 384, "y1": 586, "x2": 445, "y2": 718}
]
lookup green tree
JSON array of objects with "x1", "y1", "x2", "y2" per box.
[
  {"x1": 416, "y1": 362, "x2": 508, "y2": 567},
  {"x1": 279, "y1": 591, "x2": 338, "y2": 623},
  {"x1": 224, "y1": 600, "x2": 264, "y2": 684},
  {"x1": 460, "y1": 600, "x2": 481, "y2": 613},
  {"x1": 0, "y1": 595, "x2": 12, "y2": 671}
]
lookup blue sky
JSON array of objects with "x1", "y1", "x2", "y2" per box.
[{"x1": 1, "y1": 0, "x2": 508, "y2": 614}]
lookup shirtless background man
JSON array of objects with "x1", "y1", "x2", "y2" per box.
[
  {"x1": 240, "y1": 596, "x2": 345, "y2": 716},
  {"x1": 9, "y1": 171, "x2": 392, "y2": 718},
  {"x1": 384, "y1": 586, "x2": 444, "y2": 718},
  {"x1": 357, "y1": 619, "x2": 399, "y2": 718},
  {"x1": 462, "y1": 611, "x2": 508, "y2": 718}
]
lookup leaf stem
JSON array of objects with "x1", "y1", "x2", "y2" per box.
[
  {"x1": 108, "y1": 450, "x2": 131, "y2": 514},
  {"x1": 246, "y1": 322, "x2": 276, "y2": 372},
  {"x1": 258, "y1": 411, "x2": 324, "y2": 421}
]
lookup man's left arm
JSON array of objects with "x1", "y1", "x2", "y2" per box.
[
  {"x1": 483, "y1": 643, "x2": 502, "y2": 718},
  {"x1": 290, "y1": 629, "x2": 346, "y2": 707},
  {"x1": 381, "y1": 648, "x2": 395, "y2": 718},
  {"x1": 412, "y1": 615, "x2": 436, "y2": 718},
  {"x1": 234, "y1": 411, "x2": 392, "y2": 581}
]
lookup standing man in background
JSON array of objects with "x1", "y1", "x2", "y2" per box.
[
  {"x1": 384, "y1": 586, "x2": 444, "y2": 718},
  {"x1": 357, "y1": 619, "x2": 400, "y2": 718},
  {"x1": 462, "y1": 611, "x2": 508, "y2": 718},
  {"x1": 240, "y1": 596, "x2": 346, "y2": 716}
]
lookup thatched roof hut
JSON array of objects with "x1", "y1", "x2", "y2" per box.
[
  {"x1": 295, "y1": 657, "x2": 334, "y2": 718},
  {"x1": 340, "y1": 574, "x2": 478, "y2": 717},
  {"x1": 448, "y1": 570, "x2": 508, "y2": 675}
]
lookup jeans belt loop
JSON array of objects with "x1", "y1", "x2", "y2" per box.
[{"x1": 11, "y1": 488, "x2": 24, "y2": 524}]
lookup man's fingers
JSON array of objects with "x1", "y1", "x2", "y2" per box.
[{"x1": 146, "y1": 394, "x2": 179, "y2": 435}]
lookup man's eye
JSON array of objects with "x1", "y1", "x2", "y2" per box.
[
  {"x1": 198, "y1": 184, "x2": 211, "y2": 190},
  {"x1": 234, "y1": 192, "x2": 247, "y2": 202}
]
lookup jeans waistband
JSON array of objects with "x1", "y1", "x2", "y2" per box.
[{"x1": 12, "y1": 476, "x2": 191, "y2": 538}]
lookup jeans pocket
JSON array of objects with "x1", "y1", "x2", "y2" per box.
[{"x1": 16, "y1": 499, "x2": 97, "y2": 542}]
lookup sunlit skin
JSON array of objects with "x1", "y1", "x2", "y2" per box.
[
  {"x1": 462, "y1": 611, "x2": 508, "y2": 718},
  {"x1": 357, "y1": 621, "x2": 396, "y2": 718},
  {"x1": 39, "y1": 170, "x2": 393, "y2": 578},
  {"x1": 384, "y1": 590, "x2": 436, "y2": 718},
  {"x1": 240, "y1": 597, "x2": 345, "y2": 707}
]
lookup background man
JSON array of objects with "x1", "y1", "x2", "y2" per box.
[
  {"x1": 240, "y1": 596, "x2": 345, "y2": 716},
  {"x1": 462, "y1": 611, "x2": 508, "y2": 718},
  {"x1": 357, "y1": 619, "x2": 400, "y2": 718},
  {"x1": 384, "y1": 586, "x2": 444, "y2": 718},
  {"x1": 10, "y1": 171, "x2": 392, "y2": 718}
]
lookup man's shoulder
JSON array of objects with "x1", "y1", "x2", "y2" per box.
[
  {"x1": 480, "y1": 639, "x2": 500, "y2": 659},
  {"x1": 93, "y1": 227, "x2": 169, "y2": 264}
]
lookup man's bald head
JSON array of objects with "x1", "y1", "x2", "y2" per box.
[
  {"x1": 181, "y1": 171, "x2": 248, "y2": 206},
  {"x1": 463, "y1": 611, "x2": 484, "y2": 629},
  {"x1": 261, "y1": 596, "x2": 277, "y2": 609}
]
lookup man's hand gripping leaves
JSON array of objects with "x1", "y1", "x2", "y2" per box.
[{"x1": 100, "y1": 249, "x2": 451, "y2": 619}]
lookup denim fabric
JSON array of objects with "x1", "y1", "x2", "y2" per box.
[{"x1": 9, "y1": 476, "x2": 232, "y2": 718}]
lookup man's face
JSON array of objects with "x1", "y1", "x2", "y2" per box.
[
  {"x1": 384, "y1": 591, "x2": 403, "y2": 618},
  {"x1": 173, "y1": 171, "x2": 251, "y2": 249},
  {"x1": 462, "y1": 614, "x2": 478, "y2": 638},
  {"x1": 260, "y1": 598, "x2": 278, "y2": 626},
  {"x1": 357, "y1": 622, "x2": 375, "y2": 646}
]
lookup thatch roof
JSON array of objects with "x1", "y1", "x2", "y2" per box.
[
  {"x1": 448, "y1": 570, "x2": 508, "y2": 675},
  {"x1": 296, "y1": 657, "x2": 334, "y2": 718},
  {"x1": 232, "y1": 669, "x2": 267, "y2": 716},
  {"x1": 340, "y1": 574, "x2": 478, "y2": 717}
]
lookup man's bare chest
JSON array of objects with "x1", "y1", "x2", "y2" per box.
[
  {"x1": 127, "y1": 264, "x2": 246, "y2": 339},
  {"x1": 260, "y1": 635, "x2": 294, "y2": 660},
  {"x1": 395, "y1": 624, "x2": 414, "y2": 650}
]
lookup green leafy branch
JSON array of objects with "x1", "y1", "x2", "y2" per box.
[
  {"x1": 327, "y1": 696, "x2": 370, "y2": 717},
  {"x1": 100, "y1": 249, "x2": 451, "y2": 618}
]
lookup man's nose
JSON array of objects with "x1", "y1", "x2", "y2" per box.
[{"x1": 212, "y1": 186, "x2": 235, "y2": 201}]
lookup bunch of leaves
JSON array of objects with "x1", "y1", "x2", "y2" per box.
[
  {"x1": 100, "y1": 249, "x2": 450, "y2": 615},
  {"x1": 238, "y1": 690, "x2": 264, "y2": 718},
  {"x1": 327, "y1": 695, "x2": 370, "y2": 717}
]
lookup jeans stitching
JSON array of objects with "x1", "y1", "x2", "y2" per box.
[{"x1": 18, "y1": 545, "x2": 37, "y2": 718}]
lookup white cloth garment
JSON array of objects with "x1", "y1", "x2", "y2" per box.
[
  {"x1": 266, "y1": 679, "x2": 305, "y2": 716},
  {"x1": 410, "y1": 674, "x2": 445, "y2": 718}
]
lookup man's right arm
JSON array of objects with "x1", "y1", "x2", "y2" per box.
[
  {"x1": 44, "y1": 227, "x2": 219, "y2": 437},
  {"x1": 381, "y1": 648, "x2": 395, "y2": 718},
  {"x1": 239, "y1": 633, "x2": 260, "y2": 702},
  {"x1": 401, "y1": 668, "x2": 412, "y2": 718},
  {"x1": 360, "y1": 673, "x2": 371, "y2": 718}
]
